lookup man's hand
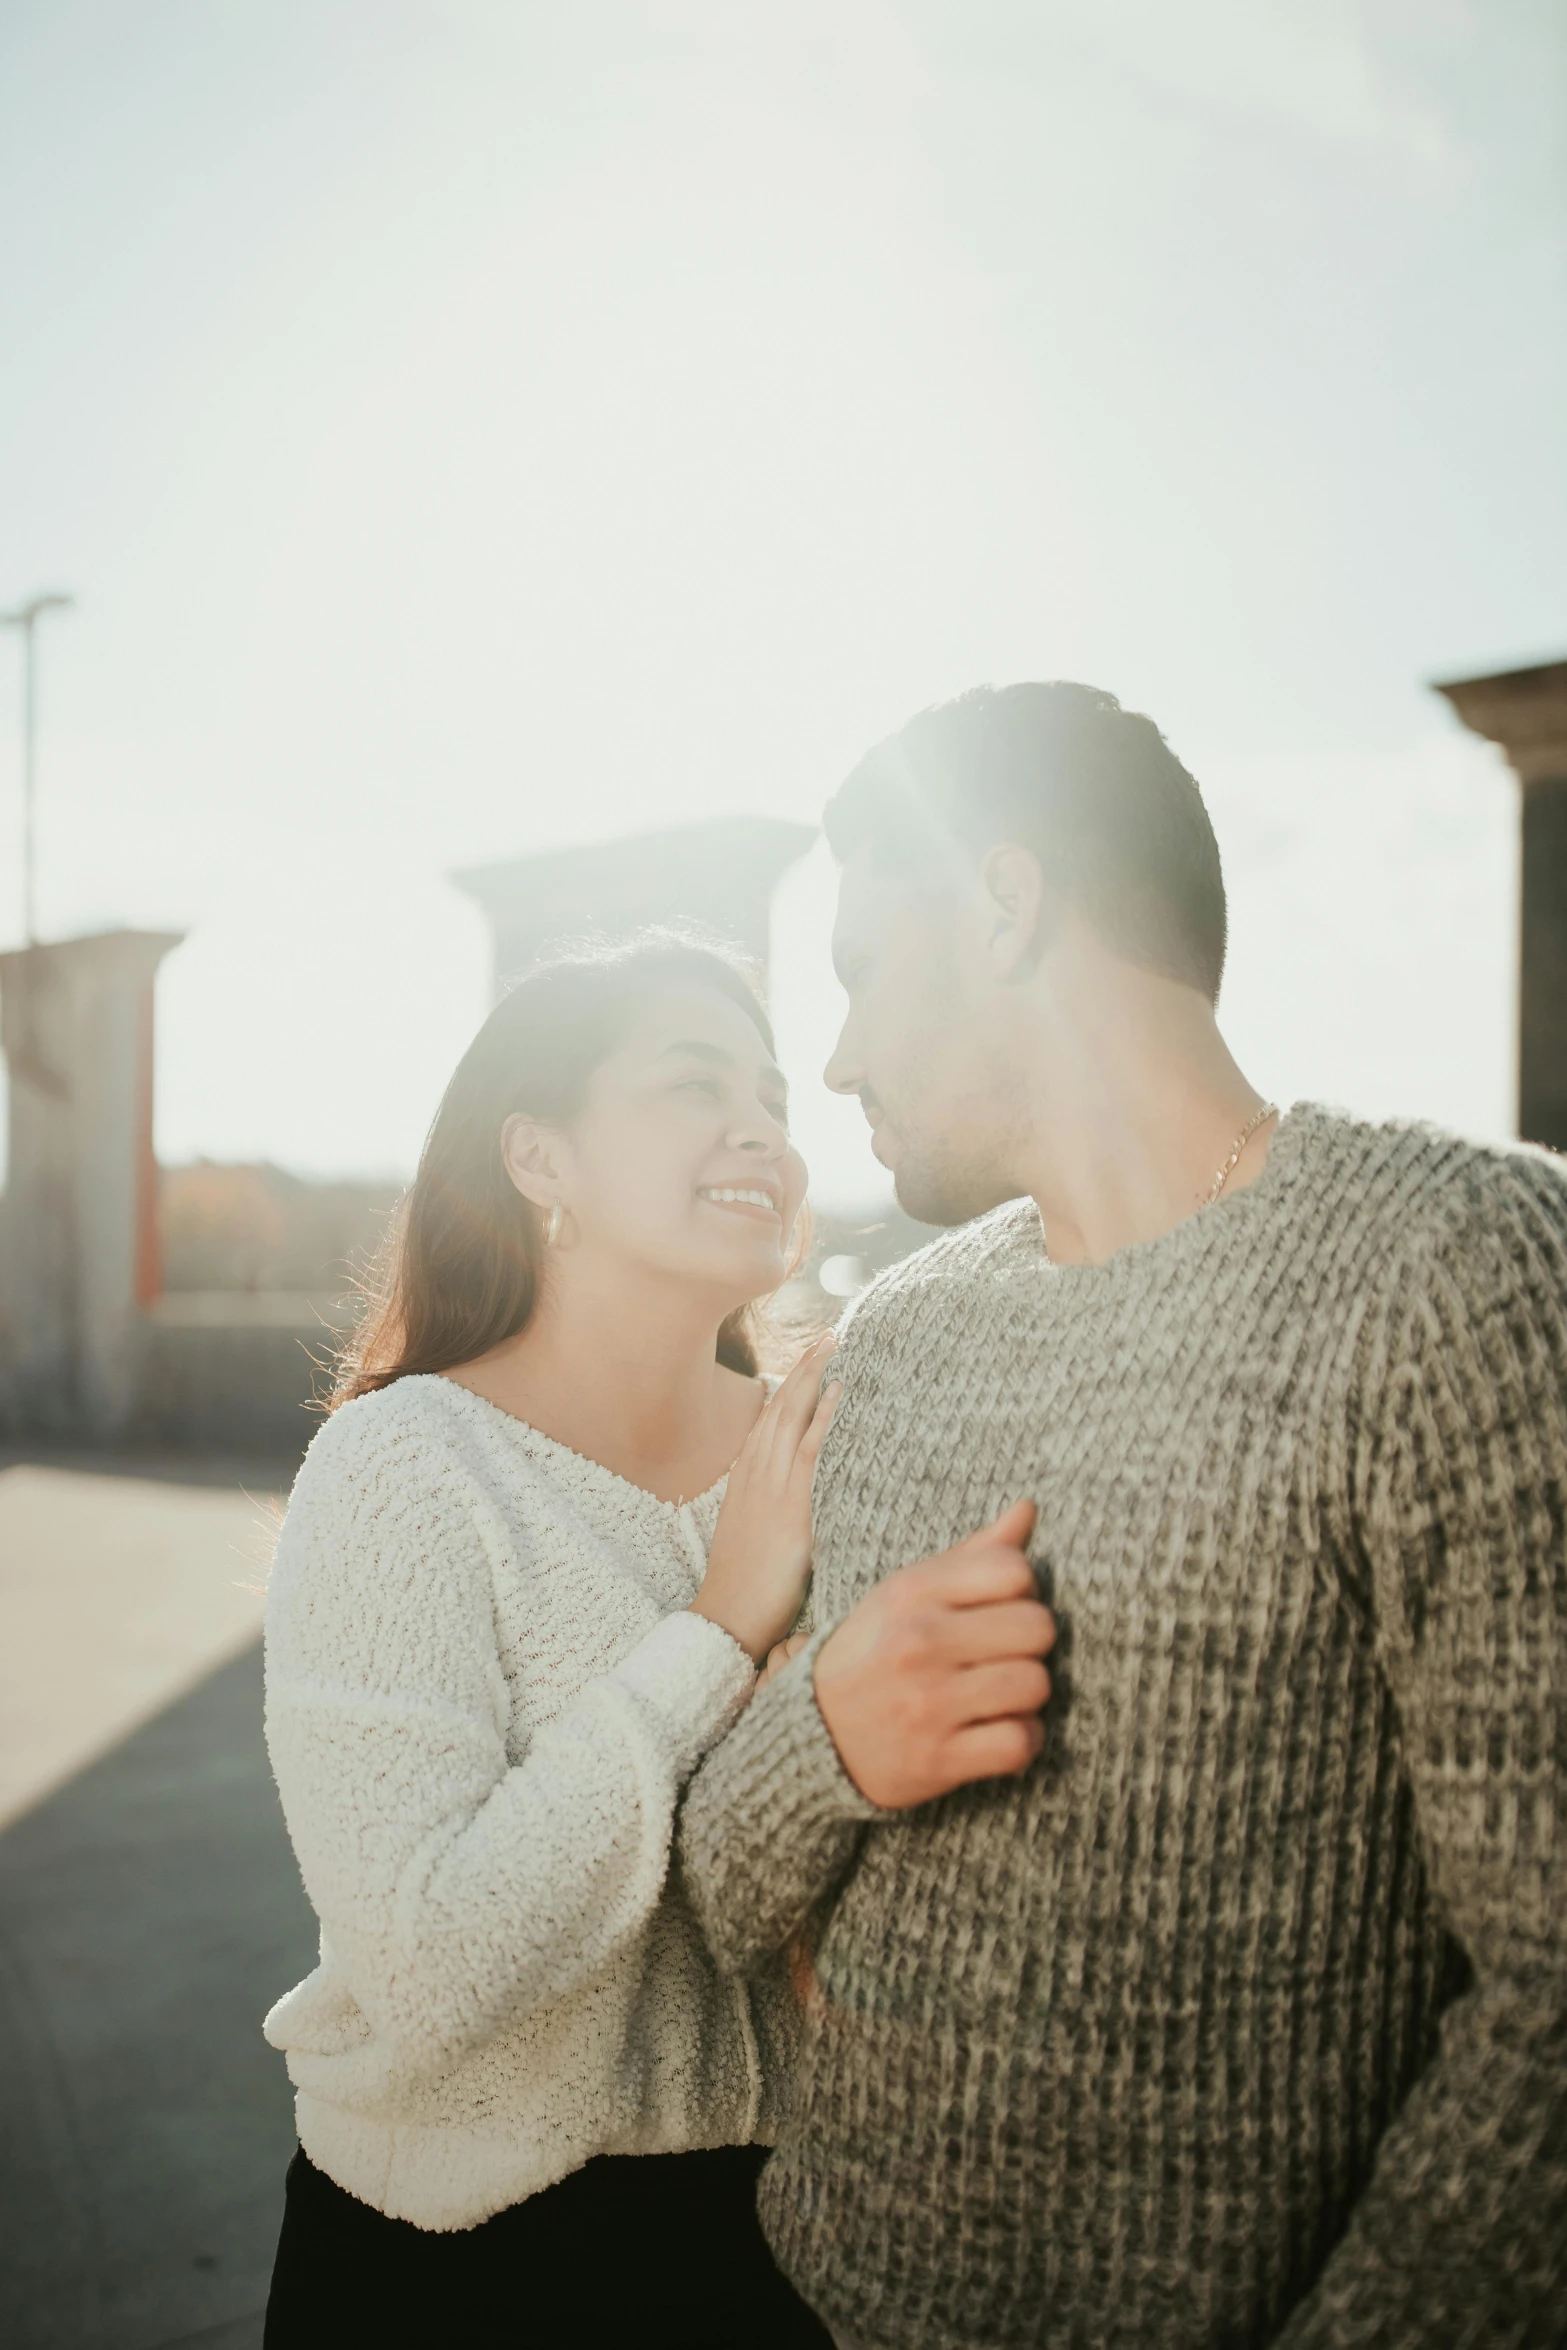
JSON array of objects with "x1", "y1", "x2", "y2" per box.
[{"x1": 813, "y1": 1500, "x2": 1055, "y2": 1809}]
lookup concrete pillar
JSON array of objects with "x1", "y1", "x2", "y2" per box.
[
  {"x1": 454, "y1": 816, "x2": 815, "y2": 994},
  {"x1": 0, "y1": 929, "x2": 183, "y2": 1437},
  {"x1": 1435, "y1": 658, "x2": 1567, "y2": 1151}
]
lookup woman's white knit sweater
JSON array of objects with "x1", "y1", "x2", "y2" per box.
[{"x1": 262, "y1": 1372, "x2": 768, "y2": 2232}]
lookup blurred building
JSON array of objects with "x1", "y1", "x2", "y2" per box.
[
  {"x1": 455, "y1": 814, "x2": 813, "y2": 988},
  {"x1": 0, "y1": 819, "x2": 815, "y2": 1455},
  {"x1": 159, "y1": 1162, "x2": 399, "y2": 1296}
]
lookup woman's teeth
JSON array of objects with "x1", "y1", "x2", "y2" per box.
[{"x1": 700, "y1": 1187, "x2": 776, "y2": 1210}]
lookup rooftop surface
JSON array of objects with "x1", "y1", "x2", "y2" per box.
[{"x1": 0, "y1": 1458, "x2": 314, "y2": 2350}]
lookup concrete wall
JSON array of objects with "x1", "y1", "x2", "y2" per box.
[
  {"x1": 128, "y1": 1295, "x2": 354, "y2": 1457},
  {"x1": 1436, "y1": 657, "x2": 1567, "y2": 1149},
  {"x1": 0, "y1": 931, "x2": 182, "y2": 1440}
]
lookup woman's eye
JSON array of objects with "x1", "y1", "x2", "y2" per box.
[{"x1": 679, "y1": 1076, "x2": 722, "y2": 1097}]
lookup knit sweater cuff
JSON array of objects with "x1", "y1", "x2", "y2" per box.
[
  {"x1": 609, "y1": 1607, "x2": 757, "y2": 1783},
  {"x1": 741, "y1": 1623, "x2": 888, "y2": 1836},
  {"x1": 676, "y1": 1617, "x2": 887, "y2": 1974}
]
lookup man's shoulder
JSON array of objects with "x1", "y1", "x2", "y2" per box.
[
  {"x1": 832, "y1": 1197, "x2": 1041, "y2": 1354},
  {"x1": 1294, "y1": 1102, "x2": 1567, "y2": 1280}
]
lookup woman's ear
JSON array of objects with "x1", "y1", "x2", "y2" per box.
[
  {"x1": 500, "y1": 1114, "x2": 567, "y2": 1210},
  {"x1": 978, "y1": 842, "x2": 1049, "y2": 978}
]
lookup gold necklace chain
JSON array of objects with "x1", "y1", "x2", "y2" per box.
[{"x1": 1205, "y1": 1102, "x2": 1279, "y2": 1206}]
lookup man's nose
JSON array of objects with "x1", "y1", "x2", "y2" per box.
[{"x1": 823, "y1": 1025, "x2": 861, "y2": 1098}]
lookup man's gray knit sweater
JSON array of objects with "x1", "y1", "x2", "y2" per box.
[{"x1": 678, "y1": 1106, "x2": 1567, "y2": 2350}]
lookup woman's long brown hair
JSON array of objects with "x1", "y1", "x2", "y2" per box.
[{"x1": 330, "y1": 931, "x2": 790, "y2": 1409}]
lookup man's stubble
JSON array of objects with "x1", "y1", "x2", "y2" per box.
[{"x1": 885, "y1": 999, "x2": 1032, "y2": 1231}]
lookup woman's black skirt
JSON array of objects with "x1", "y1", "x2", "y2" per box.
[{"x1": 264, "y1": 2140, "x2": 833, "y2": 2349}]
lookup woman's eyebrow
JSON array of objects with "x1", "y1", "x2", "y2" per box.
[
  {"x1": 655, "y1": 1039, "x2": 788, "y2": 1098},
  {"x1": 655, "y1": 1039, "x2": 733, "y2": 1066}
]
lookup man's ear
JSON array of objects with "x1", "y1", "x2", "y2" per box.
[
  {"x1": 977, "y1": 843, "x2": 1049, "y2": 979},
  {"x1": 500, "y1": 1114, "x2": 568, "y2": 1209}
]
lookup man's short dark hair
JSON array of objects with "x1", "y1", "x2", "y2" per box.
[{"x1": 823, "y1": 682, "x2": 1228, "y2": 1002}]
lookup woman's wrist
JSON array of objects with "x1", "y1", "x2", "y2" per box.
[{"x1": 689, "y1": 1587, "x2": 768, "y2": 1667}]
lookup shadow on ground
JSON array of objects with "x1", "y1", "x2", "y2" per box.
[{"x1": 0, "y1": 1642, "x2": 315, "y2": 2350}]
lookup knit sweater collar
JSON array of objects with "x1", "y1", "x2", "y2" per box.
[
  {"x1": 979, "y1": 1097, "x2": 1327, "y2": 1291},
  {"x1": 409, "y1": 1373, "x2": 734, "y2": 1518}
]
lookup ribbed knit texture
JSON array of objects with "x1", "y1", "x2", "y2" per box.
[
  {"x1": 263, "y1": 1373, "x2": 783, "y2": 2232},
  {"x1": 679, "y1": 1106, "x2": 1567, "y2": 2349}
]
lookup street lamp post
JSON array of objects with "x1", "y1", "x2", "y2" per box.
[{"x1": 1, "y1": 590, "x2": 75, "y2": 947}]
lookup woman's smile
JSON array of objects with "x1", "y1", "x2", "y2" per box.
[{"x1": 697, "y1": 1183, "x2": 782, "y2": 1221}]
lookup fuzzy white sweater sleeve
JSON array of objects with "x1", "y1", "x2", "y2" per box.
[{"x1": 265, "y1": 1404, "x2": 756, "y2": 2090}]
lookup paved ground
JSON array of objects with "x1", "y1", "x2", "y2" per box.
[
  {"x1": 0, "y1": 1459, "x2": 286, "y2": 1828},
  {"x1": 0, "y1": 1459, "x2": 315, "y2": 2350}
]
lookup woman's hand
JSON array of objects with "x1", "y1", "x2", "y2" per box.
[
  {"x1": 759, "y1": 1631, "x2": 811, "y2": 1687},
  {"x1": 691, "y1": 1335, "x2": 840, "y2": 1666}
]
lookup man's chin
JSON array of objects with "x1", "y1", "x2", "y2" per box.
[{"x1": 892, "y1": 1160, "x2": 1001, "y2": 1231}]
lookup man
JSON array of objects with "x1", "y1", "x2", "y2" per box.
[{"x1": 679, "y1": 682, "x2": 1566, "y2": 2349}]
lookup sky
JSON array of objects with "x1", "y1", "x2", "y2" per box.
[{"x1": 1, "y1": 0, "x2": 1563, "y2": 1208}]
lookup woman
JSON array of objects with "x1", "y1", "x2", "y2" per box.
[{"x1": 262, "y1": 932, "x2": 837, "y2": 2348}]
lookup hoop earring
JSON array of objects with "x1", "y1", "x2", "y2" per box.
[{"x1": 544, "y1": 1200, "x2": 564, "y2": 1248}]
